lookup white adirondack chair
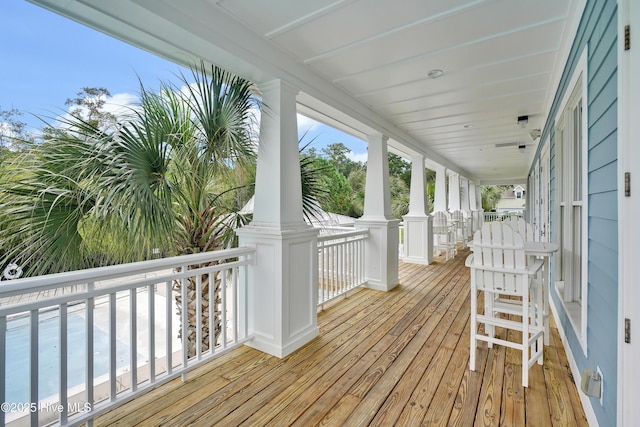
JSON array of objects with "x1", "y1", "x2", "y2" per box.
[
  {"x1": 433, "y1": 211, "x2": 456, "y2": 260},
  {"x1": 504, "y1": 217, "x2": 534, "y2": 241},
  {"x1": 466, "y1": 222, "x2": 544, "y2": 387}
]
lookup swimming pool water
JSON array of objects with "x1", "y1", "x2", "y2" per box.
[{"x1": 5, "y1": 310, "x2": 133, "y2": 403}]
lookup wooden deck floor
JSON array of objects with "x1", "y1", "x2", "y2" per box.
[{"x1": 97, "y1": 247, "x2": 588, "y2": 427}]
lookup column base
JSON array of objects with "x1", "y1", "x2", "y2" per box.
[
  {"x1": 356, "y1": 218, "x2": 400, "y2": 291},
  {"x1": 402, "y1": 214, "x2": 433, "y2": 265},
  {"x1": 236, "y1": 224, "x2": 319, "y2": 358}
]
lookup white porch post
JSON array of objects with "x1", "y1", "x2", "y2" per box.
[
  {"x1": 448, "y1": 172, "x2": 461, "y2": 212},
  {"x1": 460, "y1": 177, "x2": 470, "y2": 211},
  {"x1": 469, "y1": 181, "x2": 480, "y2": 231},
  {"x1": 469, "y1": 181, "x2": 478, "y2": 210},
  {"x1": 434, "y1": 165, "x2": 448, "y2": 213},
  {"x1": 356, "y1": 134, "x2": 400, "y2": 291},
  {"x1": 476, "y1": 184, "x2": 484, "y2": 226},
  {"x1": 236, "y1": 79, "x2": 318, "y2": 358},
  {"x1": 402, "y1": 153, "x2": 433, "y2": 265},
  {"x1": 460, "y1": 177, "x2": 473, "y2": 236}
]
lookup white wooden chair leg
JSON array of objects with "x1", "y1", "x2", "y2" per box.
[
  {"x1": 522, "y1": 276, "x2": 530, "y2": 387},
  {"x1": 535, "y1": 280, "x2": 544, "y2": 365},
  {"x1": 486, "y1": 292, "x2": 495, "y2": 348}
]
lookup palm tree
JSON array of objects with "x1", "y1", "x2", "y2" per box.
[
  {"x1": 481, "y1": 185, "x2": 507, "y2": 211},
  {"x1": 0, "y1": 62, "x2": 260, "y2": 356}
]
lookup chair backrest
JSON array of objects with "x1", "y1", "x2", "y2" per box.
[
  {"x1": 470, "y1": 222, "x2": 527, "y2": 295},
  {"x1": 432, "y1": 211, "x2": 449, "y2": 232},
  {"x1": 504, "y1": 217, "x2": 534, "y2": 241},
  {"x1": 451, "y1": 210, "x2": 464, "y2": 222}
]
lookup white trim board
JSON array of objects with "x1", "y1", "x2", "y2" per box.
[
  {"x1": 550, "y1": 298, "x2": 599, "y2": 427},
  {"x1": 617, "y1": 0, "x2": 640, "y2": 425}
]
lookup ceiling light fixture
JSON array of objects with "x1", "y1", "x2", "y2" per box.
[
  {"x1": 517, "y1": 115, "x2": 528, "y2": 128},
  {"x1": 427, "y1": 69, "x2": 444, "y2": 79}
]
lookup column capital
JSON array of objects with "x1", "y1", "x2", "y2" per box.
[
  {"x1": 367, "y1": 133, "x2": 389, "y2": 144},
  {"x1": 258, "y1": 79, "x2": 299, "y2": 96}
]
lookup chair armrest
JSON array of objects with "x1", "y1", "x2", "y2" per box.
[
  {"x1": 527, "y1": 258, "x2": 544, "y2": 274},
  {"x1": 467, "y1": 263, "x2": 541, "y2": 276},
  {"x1": 465, "y1": 254, "x2": 474, "y2": 267}
]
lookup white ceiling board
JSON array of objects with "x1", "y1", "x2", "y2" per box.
[
  {"x1": 350, "y1": 49, "x2": 558, "y2": 105},
  {"x1": 372, "y1": 73, "x2": 550, "y2": 117},
  {"x1": 27, "y1": 0, "x2": 582, "y2": 183},
  {"x1": 269, "y1": 0, "x2": 482, "y2": 59}
]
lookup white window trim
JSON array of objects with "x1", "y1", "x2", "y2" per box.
[{"x1": 553, "y1": 47, "x2": 588, "y2": 354}]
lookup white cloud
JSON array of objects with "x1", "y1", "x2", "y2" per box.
[
  {"x1": 55, "y1": 91, "x2": 140, "y2": 128},
  {"x1": 102, "y1": 92, "x2": 140, "y2": 117},
  {"x1": 347, "y1": 151, "x2": 368, "y2": 163},
  {"x1": 0, "y1": 122, "x2": 17, "y2": 146},
  {"x1": 297, "y1": 114, "x2": 322, "y2": 134}
]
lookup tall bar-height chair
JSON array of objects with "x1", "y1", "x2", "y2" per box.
[
  {"x1": 450, "y1": 210, "x2": 468, "y2": 247},
  {"x1": 433, "y1": 211, "x2": 456, "y2": 260},
  {"x1": 466, "y1": 222, "x2": 544, "y2": 387}
]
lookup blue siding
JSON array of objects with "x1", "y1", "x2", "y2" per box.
[{"x1": 532, "y1": 1, "x2": 618, "y2": 426}]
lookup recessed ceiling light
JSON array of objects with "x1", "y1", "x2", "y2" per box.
[{"x1": 427, "y1": 69, "x2": 444, "y2": 79}]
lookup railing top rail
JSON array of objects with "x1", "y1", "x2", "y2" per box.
[
  {"x1": 317, "y1": 228, "x2": 369, "y2": 243},
  {"x1": 0, "y1": 246, "x2": 255, "y2": 297},
  {"x1": 317, "y1": 226, "x2": 356, "y2": 232},
  {"x1": 0, "y1": 257, "x2": 251, "y2": 316}
]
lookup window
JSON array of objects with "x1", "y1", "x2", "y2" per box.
[{"x1": 554, "y1": 50, "x2": 588, "y2": 348}]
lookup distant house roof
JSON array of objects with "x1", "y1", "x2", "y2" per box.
[
  {"x1": 496, "y1": 185, "x2": 526, "y2": 212},
  {"x1": 502, "y1": 184, "x2": 526, "y2": 199}
]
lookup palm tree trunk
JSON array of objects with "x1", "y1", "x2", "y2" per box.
[{"x1": 173, "y1": 263, "x2": 222, "y2": 358}]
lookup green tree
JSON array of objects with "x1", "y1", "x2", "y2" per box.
[
  {"x1": 0, "y1": 106, "x2": 33, "y2": 150},
  {"x1": 390, "y1": 175, "x2": 410, "y2": 218},
  {"x1": 388, "y1": 153, "x2": 411, "y2": 188},
  {"x1": 347, "y1": 168, "x2": 366, "y2": 217},
  {"x1": 65, "y1": 87, "x2": 118, "y2": 130},
  {"x1": 481, "y1": 185, "x2": 508, "y2": 211},
  {"x1": 321, "y1": 142, "x2": 359, "y2": 177},
  {"x1": 309, "y1": 156, "x2": 353, "y2": 215}
]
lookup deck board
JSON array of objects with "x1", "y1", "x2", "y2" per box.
[{"x1": 96, "y1": 247, "x2": 588, "y2": 427}]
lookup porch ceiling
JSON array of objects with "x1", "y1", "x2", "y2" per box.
[{"x1": 29, "y1": 0, "x2": 582, "y2": 184}]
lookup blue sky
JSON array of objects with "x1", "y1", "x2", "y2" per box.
[{"x1": 1, "y1": 1, "x2": 368, "y2": 162}]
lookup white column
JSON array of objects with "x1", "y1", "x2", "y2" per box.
[
  {"x1": 236, "y1": 79, "x2": 318, "y2": 358},
  {"x1": 433, "y1": 165, "x2": 448, "y2": 213},
  {"x1": 460, "y1": 177, "x2": 473, "y2": 237},
  {"x1": 476, "y1": 185, "x2": 484, "y2": 226},
  {"x1": 402, "y1": 153, "x2": 433, "y2": 265},
  {"x1": 448, "y1": 172, "x2": 461, "y2": 212},
  {"x1": 356, "y1": 134, "x2": 399, "y2": 291},
  {"x1": 469, "y1": 181, "x2": 478, "y2": 210},
  {"x1": 460, "y1": 177, "x2": 470, "y2": 211},
  {"x1": 469, "y1": 181, "x2": 479, "y2": 231}
]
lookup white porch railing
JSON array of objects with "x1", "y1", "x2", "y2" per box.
[
  {"x1": 483, "y1": 211, "x2": 524, "y2": 222},
  {"x1": 317, "y1": 228, "x2": 368, "y2": 308},
  {"x1": 0, "y1": 247, "x2": 254, "y2": 427}
]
